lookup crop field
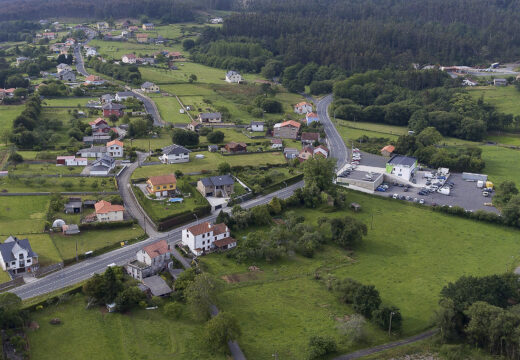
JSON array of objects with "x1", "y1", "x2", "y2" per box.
[
  {"x1": 0, "y1": 196, "x2": 49, "y2": 235},
  {"x1": 0, "y1": 105, "x2": 24, "y2": 134},
  {"x1": 133, "y1": 150, "x2": 286, "y2": 178},
  {"x1": 42, "y1": 97, "x2": 99, "y2": 107},
  {"x1": 201, "y1": 189, "x2": 520, "y2": 358},
  {"x1": 0, "y1": 176, "x2": 117, "y2": 193},
  {"x1": 9, "y1": 163, "x2": 84, "y2": 176},
  {"x1": 28, "y1": 296, "x2": 223, "y2": 360}
]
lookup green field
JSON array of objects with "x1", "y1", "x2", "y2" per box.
[
  {"x1": 12, "y1": 233, "x2": 62, "y2": 267},
  {"x1": 132, "y1": 151, "x2": 287, "y2": 178},
  {"x1": 42, "y1": 97, "x2": 99, "y2": 107},
  {"x1": 0, "y1": 105, "x2": 24, "y2": 135},
  {"x1": 9, "y1": 163, "x2": 83, "y2": 176},
  {"x1": 28, "y1": 295, "x2": 224, "y2": 360},
  {"x1": 0, "y1": 176, "x2": 117, "y2": 193},
  {"x1": 468, "y1": 86, "x2": 520, "y2": 116},
  {"x1": 150, "y1": 95, "x2": 191, "y2": 123},
  {"x1": 0, "y1": 196, "x2": 49, "y2": 235},
  {"x1": 480, "y1": 145, "x2": 520, "y2": 185},
  {"x1": 486, "y1": 132, "x2": 520, "y2": 146},
  {"x1": 88, "y1": 39, "x2": 180, "y2": 61},
  {"x1": 133, "y1": 181, "x2": 208, "y2": 222},
  {"x1": 201, "y1": 189, "x2": 520, "y2": 358},
  {"x1": 51, "y1": 226, "x2": 145, "y2": 261}
]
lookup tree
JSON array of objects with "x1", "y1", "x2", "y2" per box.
[
  {"x1": 188, "y1": 74, "x2": 197, "y2": 83},
  {"x1": 172, "y1": 268, "x2": 197, "y2": 301},
  {"x1": 202, "y1": 312, "x2": 241, "y2": 352},
  {"x1": 171, "y1": 128, "x2": 199, "y2": 146},
  {"x1": 372, "y1": 306, "x2": 402, "y2": 332},
  {"x1": 207, "y1": 130, "x2": 224, "y2": 143},
  {"x1": 330, "y1": 217, "x2": 367, "y2": 249},
  {"x1": 115, "y1": 286, "x2": 146, "y2": 312},
  {"x1": 268, "y1": 197, "x2": 282, "y2": 214},
  {"x1": 182, "y1": 39, "x2": 195, "y2": 51},
  {"x1": 217, "y1": 162, "x2": 231, "y2": 174},
  {"x1": 353, "y1": 285, "x2": 381, "y2": 318},
  {"x1": 307, "y1": 335, "x2": 337, "y2": 359},
  {"x1": 8, "y1": 152, "x2": 23, "y2": 165},
  {"x1": 303, "y1": 157, "x2": 335, "y2": 192},
  {"x1": 493, "y1": 181, "x2": 518, "y2": 207},
  {"x1": 503, "y1": 195, "x2": 520, "y2": 227},
  {"x1": 185, "y1": 273, "x2": 220, "y2": 321},
  {"x1": 336, "y1": 314, "x2": 366, "y2": 345},
  {"x1": 108, "y1": 114, "x2": 118, "y2": 125},
  {"x1": 333, "y1": 278, "x2": 362, "y2": 304},
  {"x1": 416, "y1": 126, "x2": 442, "y2": 147}
]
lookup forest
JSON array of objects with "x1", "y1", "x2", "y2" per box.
[{"x1": 0, "y1": 0, "x2": 232, "y2": 22}]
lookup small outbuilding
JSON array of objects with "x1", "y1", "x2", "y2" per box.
[{"x1": 350, "y1": 202, "x2": 361, "y2": 212}]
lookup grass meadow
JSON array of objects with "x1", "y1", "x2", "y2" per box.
[{"x1": 200, "y1": 189, "x2": 520, "y2": 358}]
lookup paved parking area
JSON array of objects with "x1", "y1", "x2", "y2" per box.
[{"x1": 373, "y1": 173, "x2": 499, "y2": 213}]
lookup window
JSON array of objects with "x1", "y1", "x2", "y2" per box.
[
  {"x1": 11, "y1": 261, "x2": 15, "y2": 266},
  {"x1": 27, "y1": 259, "x2": 31, "y2": 263},
  {"x1": 202, "y1": 234, "x2": 205, "y2": 238},
  {"x1": 202, "y1": 241, "x2": 205, "y2": 245},
  {"x1": 19, "y1": 254, "x2": 23, "y2": 260}
]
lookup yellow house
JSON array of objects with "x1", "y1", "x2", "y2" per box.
[{"x1": 147, "y1": 174, "x2": 177, "y2": 197}]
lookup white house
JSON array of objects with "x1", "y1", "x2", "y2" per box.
[
  {"x1": 225, "y1": 71, "x2": 242, "y2": 83},
  {"x1": 126, "y1": 240, "x2": 171, "y2": 280},
  {"x1": 210, "y1": 17, "x2": 223, "y2": 24},
  {"x1": 271, "y1": 139, "x2": 283, "y2": 149},
  {"x1": 0, "y1": 236, "x2": 38, "y2": 274},
  {"x1": 77, "y1": 145, "x2": 107, "y2": 158},
  {"x1": 250, "y1": 121, "x2": 264, "y2": 132},
  {"x1": 115, "y1": 91, "x2": 135, "y2": 102},
  {"x1": 305, "y1": 112, "x2": 320, "y2": 125},
  {"x1": 313, "y1": 145, "x2": 329, "y2": 158},
  {"x1": 56, "y1": 156, "x2": 87, "y2": 166},
  {"x1": 90, "y1": 155, "x2": 115, "y2": 176},
  {"x1": 121, "y1": 54, "x2": 137, "y2": 64},
  {"x1": 182, "y1": 222, "x2": 236, "y2": 256},
  {"x1": 86, "y1": 48, "x2": 98, "y2": 57},
  {"x1": 94, "y1": 200, "x2": 124, "y2": 222},
  {"x1": 159, "y1": 144, "x2": 191, "y2": 164},
  {"x1": 294, "y1": 101, "x2": 313, "y2": 114},
  {"x1": 56, "y1": 63, "x2": 72, "y2": 73},
  {"x1": 57, "y1": 70, "x2": 76, "y2": 82},
  {"x1": 106, "y1": 140, "x2": 124, "y2": 158},
  {"x1": 385, "y1": 155, "x2": 418, "y2": 181}
]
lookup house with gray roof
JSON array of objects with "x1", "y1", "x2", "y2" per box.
[
  {"x1": 90, "y1": 155, "x2": 115, "y2": 176},
  {"x1": 197, "y1": 174, "x2": 235, "y2": 197},
  {"x1": 57, "y1": 70, "x2": 76, "y2": 82},
  {"x1": 225, "y1": 70, "x2": 242, "y2": 83},
  {"x1": 197, "y1": 112, "x2": 222, "y2": 123},
  {"x1": 77, "y1": 145, "x2": 107, "y2": 158},
  {"x1": 100, "y1": 94, "x2": 115, "y2": 103},
  {"x1": 159, "y1": 144, "x2": 191, "y2": 164},
  {"x1": 141, "y1": 82, "x2": 159, "y2": 93},
  {"x1": 115, "y1": 91, "x2": 135, "y2": 102},
  {"x1": 0, "y1": 236, "x2": 39, "y2": 275},
  {"x1": 386, "y1": 155, "x2": 418, "y2": 181}
]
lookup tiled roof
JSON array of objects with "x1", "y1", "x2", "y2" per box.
[
  {"x1": 143, "y1": 240, "x2": 170, "y2": 259},
  {"x1": 94, "y1": 200, "x2": 124, "y2": 214},
  {"x1": 187, "y1": 222, "x2": 212, "y2": 236},
  {"x1": 274, "y1": 120, "x2": 301, "y2": 129},
  {"x1": 148, "y1": 174, "x2": 177, "y2": 186},
  {"x1": 213, "y1": 237, "x2": 236, "y2": 248},
  {"x1": 107, "y1": 140, "x2": 124, "y2": 147},
  {"x1": 301, "y1": 132, "x2": 320, "y2": 141},
  {"x1": 212, "y1": 223, "x2": 228, "y2": 235}
]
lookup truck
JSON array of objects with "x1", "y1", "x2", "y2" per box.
[{"x1": 438, "y1": 186, "x2": 451, "y2": 195}]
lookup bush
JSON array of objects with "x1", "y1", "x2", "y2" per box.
[
  {"x1": 207, "y1": 130, "x2": 225, "y2": 143},
  {"x1": 352, "y1": 285, "x2": 381, "y2": 319},
  {"x1": 307, "y1": 335, "x2": 337, "y2": 359},
  {"x1": 164, "y1": 302, "x2": 183, "y2": 319},
  {"x1": 372, "y1": 306, "x2": 402, "y2": 332}
]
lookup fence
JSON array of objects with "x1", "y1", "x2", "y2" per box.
[
  {"x1": 261, "y1": 173, "x2": 304, "y2": 195},
  {"x1": 0, "y1": 277, "x2": 24, "y2": 293},
  {"x1": 157, "y1": 205, "x2": 211, "y2": 231},
  {"x1": 34, "y1": 263, "x2": 64, "y2": 278}
]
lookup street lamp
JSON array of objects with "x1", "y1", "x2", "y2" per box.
[{"x1": 389, "y1": 311, "x2": 395, "y2": 336}]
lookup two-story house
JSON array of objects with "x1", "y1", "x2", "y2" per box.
[
  {"x1": 95, "y1": 200, "x2": 124, "y2": 222},
  {"x1": 197, "y1": 174, "x2": 235, "y2": 197},
  {"x1": 58, "y1": 70, "x2": 76, "y2": 82},
  {"x1": 89, "y1": 118, "x2": 111, "y2": 134},
  {"x1": 121, "y1": 54, "x2": 137, "y2": 64},
  {"x1": 125, "y1": 240, "x2": 171, "y2": 280},
  {"x1": 273, "y1": 120, "x2": 301, "y2": 139},
  {"x1": 159, "y1": 144, "x2": 191, "y2": 164},
  {"x1": 141, "y1": 82, "x2": 160, "y2": 93},
  {"x1": 305, "y1": 112, "x2": 320, "y2": 125},
  {"x1": 225, "y1": 71, "x2": 242, "y2": 83},
  {"x1": 56, "y1": 63, "x2": 72, "y2": 73},
  {"x1": 294, "y1": 101, "x2": 313, "y2": 114},
  {"x1": 181, "y1": 222, "x2": 236, "y2": 256},
  {"x1": 0, "y1": 236, "x2": 39, "y2": 275},
  {"x1": 146, "y1": 174, "x2": 177, "y2": 197},
  {"x1": 102, "y1": 103, "x2": 125, "y2": 117},
  {"x1": 115, "y1": 91, "x2": 135, "y2": 102},
  {"x1": 106, "y1": 140, "x2": 124, "y2": 157}
]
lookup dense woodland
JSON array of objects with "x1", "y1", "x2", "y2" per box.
[{"x1": 0, "y1": 0, "x2": 233, "y2": 22}]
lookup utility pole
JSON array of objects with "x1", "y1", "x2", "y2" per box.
[
  {"x1": 75, "y1": 237, "x2": 78, "y2": 262},
  {"x1": 272, "y1": 351, "x2": 278, "y2": 360},
  {"x1": 143, "y1": 212, "x2": 147, "y2": 235},
  {"x1": 388, "y1": 311, "x2": 395, "y2": 336}
]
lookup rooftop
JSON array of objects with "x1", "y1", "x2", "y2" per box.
[
  {"x1": 142, "y1": 240, "x2": 170, "y2": 259},
  {"x1": 200, "y1": 174, "x2": 234, "y2": 187},
  {"x1": 141, "y1": 275, "x2": 172, "y2": 297},
  {"x1": 162, "y1": 144, "x2": 190, "y2": 155},
  {"x1": 148, "y1": 174, "x2": 177, "y2": 186},
  {"x1": 388, "y1": 155, "x2": 417, "y2": 167},
  {"x1": 274, "y1": 120, "x2": 301, "y2": 129},
  {"x1": 94, "y1": 200, "x2": 124, "y2": 214}
]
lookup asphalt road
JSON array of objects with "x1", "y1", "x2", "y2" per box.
[
  {"x1": 129, "y1": 90, "x2": 164, "y2": 127},
  {"x1": 74, "y1": 29, "x2": 95, "y2": 77}
]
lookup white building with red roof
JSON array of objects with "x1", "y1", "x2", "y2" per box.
[
  {"x1": 122, "y1": 54, "x2": 137, "y2": 64},
  {"x1": 181, "y1": 222, "x2": 236, "y2": 256},
  {"x1": 313, "y1": 145, "x2": 329, "y2": 158},
  {"x1": 273, "y1": 120, "x2": 301, "y2": 139},
  {"x1": 294, "y1": 101, "x2": 313, "y2": 114},
  {"x1": 94, "y1": 200, "x2": 124, "y2": 222},
  {"x1": 106, "y1": 140, "x2": 124, "y2": 157}
]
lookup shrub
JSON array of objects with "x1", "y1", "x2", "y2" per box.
[
  {"x1": 164, "y1": 302, "x2": 183, "y2": 319},
  {"x1": 372, "y1": 306, "x2": 402, "y2": 332},
  {"x1": 307, "y1": 335, "x2": 337, "y2": 359},
  {"x1": 352, "y1": 285, "x2": 381, "y2": 318}
]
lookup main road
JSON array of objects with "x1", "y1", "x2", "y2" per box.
[{"x1": 11, "y1": 93, "x2": 346, "y2": 300}]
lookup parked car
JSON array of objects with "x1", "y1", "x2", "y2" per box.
[
  {"x1": 419, "y1": 199, "x2": 425, "y2": 204},
  {"x1": 403, "y1": 187, "x2": 409, "y2": 192},
  {"x1": 392, "y1": 193, "x2": 399, "y2": 199}
]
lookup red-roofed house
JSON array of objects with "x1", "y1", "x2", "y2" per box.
[
  {"x1": 224, "y1": 142, "x2": 247, "y2": 153},
  {"x1": 126, "y1": 239, "x2": 172, "y2": 280},
  {"x1": 313, "y1": 145, "x2": 329, "y2": 158},
  {"x1": 136, "y1": 33, "x2": 149, "y2": 43},
  {"x1": 94, "y1": 200, "x2": 124, "y2": 222},
  {"x1": 305, "y1": 112, "x2": 319, "y2": 124},
  {"x1": 181, "y1": 222, "x2": 236, "y2": 256},
  {"x1": 106, "y1": 140, "x2": 124, "y2": 157},
  {"x1": 56, "y1": 156, "x2": 87, "y2": 166},
  {"x1": 301, "y1": 132, "x2": 320, "y2": 145},
  {"x1": 0, "y1": 88, "x2": 16, "y2": 99},
  {"x1": 299, "y1": 146, "x2": 314, "y2": 162},
  {"x1": 84, "y1": 75, "x2": 105, "y2": 85},
  {"x1": 294, "y1": 101, "x2": 313, "y2": 114},
  {"x1": 122, "y1": 54, "x2": 137, "y2": 64},
  {"x1": 168, "y1": 51, "x2": 183, "y2": 59},
  {"x1": 89, "y1": 118, "x2": 111, "y2": 133},
  {"x1": 381, "y1": 145, "x2": 395, "y2": 157},
  {"x1": 273, "y1": 120, "x2": 301, "y2": 139}
]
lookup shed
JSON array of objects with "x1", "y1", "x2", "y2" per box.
[
  {"x1": 350, "y1": 202, "x2": 361, "y2": 212},
  {"x1": 106, "y1": 303, "x2": 117, "y2": 313},
  {"x1": 141, "y1": 275, "x2": 172, "y2": 297}
]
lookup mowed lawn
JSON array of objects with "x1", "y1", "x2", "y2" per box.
[
  {"x1": 14, "y1": 233, "x2": 62, "y2": 267},
  {"x1": 201, "y1": 190, "x2": 520, "y2": 358},
  {"x1": 0, "y1": 196, "x2": 49, "y2": 235},
  {"x1": 468, "y1": 86, "x2": 520, "y2": 115},
  {"x1": 51, "y1": 226, "x2": 145, "y2": 261},
  {"x1": 42, "y1": 97, "x2": 99, "y2": 107},
  {"x1": 480, "y1": 145, "x2": 520, "y2": 185},
  {"x1": 28, "y1": 296, "x2": 224, "y2": 360},
  {"x1": 0, "y1": 105, "x2": 24, "y2": 134},
  {"x1": 132, "y1": 151, "x2": 286, "y2": 178},
  {"x1": 150, "y1": 95, "x2": 191, "y2": 123}
]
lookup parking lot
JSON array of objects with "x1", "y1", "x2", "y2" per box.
[{"x1": 372, "y1": 173, "x2": 499, "y2": 213}]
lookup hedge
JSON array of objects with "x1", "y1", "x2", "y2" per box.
[
  {"x1": 261, "y1": 173, "x2": 304, "y2": 195},
  {"x1": 78, "y1": 219, "x2": 137, "y2": 230},
  {"x1": 157, "y1": 205, "x2": 211, "y2": 231}
]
